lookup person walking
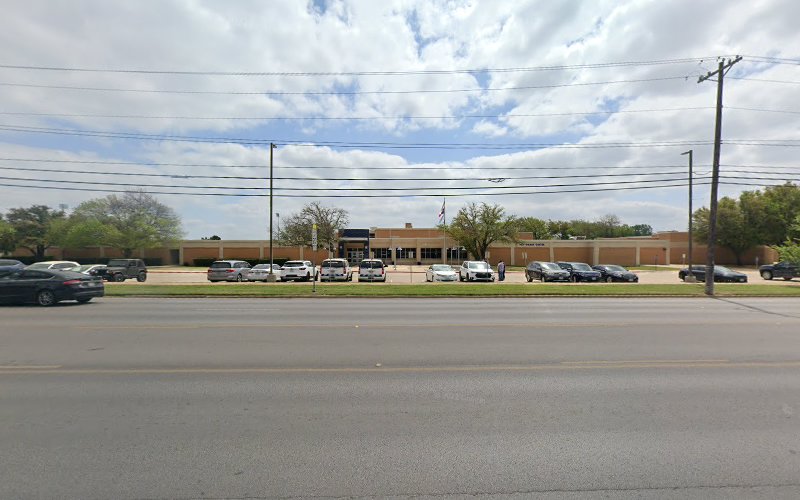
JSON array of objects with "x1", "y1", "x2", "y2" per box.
[{"x1": 498, "y1": 260, "x2": 506, "y2": 281}]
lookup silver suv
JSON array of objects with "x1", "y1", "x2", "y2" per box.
[
  {"x1": 207, "y1": 260, "x2": 251, "y2": 282},
  {"x1": 319, "y1": 258, "x2": 352, "y2": 282},
  {"x1": 459, "y1": 261, "x2": 494, "y2": 282},
  {"x1": 280, "y1": 260, "x2": 316, "y2": 282}
]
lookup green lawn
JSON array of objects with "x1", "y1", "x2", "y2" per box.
[{"x1": 105, "y1": 283, "x2": 800, "y2": 298}]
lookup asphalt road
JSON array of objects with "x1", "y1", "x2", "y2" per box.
[{"x1": 2, "y1": 297, "x2": 800, "y2": 499}]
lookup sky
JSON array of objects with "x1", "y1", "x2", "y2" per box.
[{"x1": 0, "y1": 0, "x2": 798, "y2": 240}]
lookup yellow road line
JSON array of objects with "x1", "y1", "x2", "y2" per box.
[{"x1": 2, "y1": 360, "x2": 800, "y2": 376}]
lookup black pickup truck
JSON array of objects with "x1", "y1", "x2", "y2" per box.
[
  {"x1": 101, "y1": 259, "x2": 148, "y2": 282},
  {"x1": 759, "y1": 261, "x2": 799, "y2": 281}
]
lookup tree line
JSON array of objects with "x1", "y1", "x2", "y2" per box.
[
  {"x1": 692, "y1": 183, "x2": 800, "y2": 264},
  {"x1": 0, "y1": 190, "x2": 183, "y2": 259}
]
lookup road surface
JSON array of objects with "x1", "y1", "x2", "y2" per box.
[{"x1": 2, "y1": 297, "x2": 800, "y2": 499}]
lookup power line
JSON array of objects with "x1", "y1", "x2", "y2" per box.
[
  {"x1": 0, "y1": 174, "x2": 700, "y2": 191},
  {"x1": 0, "y1": 124, "x2": 717, "y2": 149},
  {"x1": 0, "y1": 180, "x2": 709, "y2": 198},
  {"x1": 0, "y1": 157, "x2": 705, "y2": 171},
  {"x1": 0, "y1": 75, "x2": 690, "y2": 95},
  {"x1": 0, "y1": 164, "x2": 694, "y2": 181},
  {"x1": 0, "y1": 57, "x2": 721, "y2": 76},
  {"x1": 0, "y1": 106, "x2": 715, "y2": 121}
]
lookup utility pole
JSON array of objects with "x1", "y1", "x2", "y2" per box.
[
  {"x1": 267, "y1": 143, "x2": 278, "y2": 282},
  {"x1": 681, "y1": 149, "x2": 696, "y2": 282},
  {"x1": 698, "y1": 56, "x2": 742, "y2": 296}
]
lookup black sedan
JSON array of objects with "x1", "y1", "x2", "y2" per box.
[
  {"x1": 592, "y1": 264, "x2": 639, "y2": 283},
  {"x1": 0, "y1": 269, "x2": 105, "y2": 306},
  {"x1": 759, "y1": 261, "x2": 798, "y2": 281},
  {"x1": 678, "y1": 265, "x2": 748, "y2": 283},
  {"x1": 556, "y1": 262, "x2": 602, "y2": 283}
]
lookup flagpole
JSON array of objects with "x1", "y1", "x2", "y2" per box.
[{"x1": 442, "y1": 198, "x2": 446, "y2": 264}]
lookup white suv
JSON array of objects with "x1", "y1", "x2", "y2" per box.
[
  {"x1": 358, "y1": 259, "x2": 386, "y2": 282},
  {"x1": 459, "y1": 261, "x2": 494, "y2": 282},
  {"x1": 280, "y1": 260, "x2": 316, "y2": 281},
  {"x1": 319, "y1": 258, "x2": 352, "y2": 282}
]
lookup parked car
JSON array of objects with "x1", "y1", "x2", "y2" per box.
[
  {"x1": 319, "y1": 258, "x2": 353, "y2": 282},
  {"x1": 244, "y1": 263, "x2": 282, "y2": 282},
  {"x1": 759, "y1": 261, "x2": 799, "y2": 281},
  {"x1": 556, "y1": 262, "x2": 602, "y2": 283},
  {"x1": 459, "y1": 261, "x2": 494, "y2": 282},
  {"x1": 0, "y1": 268, "x2": 104, "y2": 306},
  {"x1": 102, "y1": 259, "x2": 147, "y2": 282},
  {"x1": 678, "y1": 265, "x2": 748, "y2": 283},
  {"x1": 207, "y1": 260, "x2": 252, "y2": 282},
  {"x1": 76, "y1": 264, "x2": 108, "y2": 277},
  {"x1": 26, "y1": 260, "x2": 80, "y2": 271},
  {"x1": 525, "y1": 261, "x2": 571, "y2": 282},
  {"x1": 280, "y1": 260, "x2": 316, "y2": 282},
  {"x1": 425, "y1": 264, "x2": 458, "y2": 282},
  {"x1": 0, "y1": 259, "x2": 25, "y2": 274},
  {"x1": 358, "y1": 259, "x2": 386, "y2": 282},
  {"x1": 592, "y1": 264, "x2": 639, "y2": 283}
]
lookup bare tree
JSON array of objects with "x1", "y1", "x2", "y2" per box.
[{"x1": 278, "y1": 202, "x2": 349, "y2": 251}]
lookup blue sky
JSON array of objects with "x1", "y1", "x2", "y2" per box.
[{"x1": 0, "y1": 0, "x2": 799, "y2": 239}]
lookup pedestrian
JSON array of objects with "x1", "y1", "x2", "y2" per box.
[{"x1": 498, "y1": 260, "x2": 506, "y2": 281}]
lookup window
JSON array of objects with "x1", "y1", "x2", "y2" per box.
[
  {"x1": 396, "y1": 248, "x2": 415, "y2": 259},
  {"x1": 420, "y1": 248, "x2": 442, "y2": 260},
  {"x1": 447, "y1": 248, "x2": 467, "y2": 260},
  {"x1": 371, "y1": 248, "x2": 391, "y2": 259}
]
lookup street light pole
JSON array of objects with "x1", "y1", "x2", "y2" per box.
[
  {"x1": 681, "y1": 149, "x2": 696, "y2": 282},
  {"x1": 267, "y1": 143, "x2": 278, "y2": 282}
]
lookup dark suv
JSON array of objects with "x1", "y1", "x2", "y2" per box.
[
  {"x1": 103, "y1": 259, "x2": 147, "y2": 282},
  {"x1": 525, "y1": 261, "x2": 570, "y2": 282},
  {"x1": 759, "y1": 261, "x2": 799, "y2": 281}
]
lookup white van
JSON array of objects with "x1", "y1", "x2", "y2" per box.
[{"x1": 319, "y1": 258, "x2": 352, "y2": 282}]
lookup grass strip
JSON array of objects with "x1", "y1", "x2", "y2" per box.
[{"x1": 105, "y1": 283, "x2": 800, "y2": 297}]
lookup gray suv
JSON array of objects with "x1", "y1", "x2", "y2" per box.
[{"x1": 207, "y1": 260, "x2": 251, "y2": 282}]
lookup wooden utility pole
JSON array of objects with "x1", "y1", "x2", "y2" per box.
[{"x1": 698, "y1": 56, "x2": 742, "y2": 296}]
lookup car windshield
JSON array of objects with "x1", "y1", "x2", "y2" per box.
[
  {"x1": 715, "y1": 266, "x2": 732, "y2": 273},
  {"x1": 26, "y1": 262, "x2": 48, "y2": 269},
  {"x1": 432, "y1": 265, "x2": 452, "y2": 272},
  {"x1": 322, "y1": 261, "x2": 344, "y2": 268},
  {"x1": 605, "y1": 265, "x2": 627, "y2": 272},
  {"x1": 107, "y1": 259, "x2": 130, "y2": 267},
  {"x1": 210, "y1": 262, "x2": 231, "y2": 269},
  {"x1": 572, "y1": 263, "x2": 593, "y2": 271},
  {"x1": 283, "y1": 262, "x2": 304, "y2": 267},
  {"x1": 540, "y1": 263, "x2": 561, "y2": 270},
  {"x1": 468, "y1": 262, "x2": 489, "y2": 270}
]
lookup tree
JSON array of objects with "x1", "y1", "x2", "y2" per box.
[
  {"x1": 630, "y1": 224, "x2": 653, "y2": 236},
  {"x1": 4, "y1": 205, "x2": 65, "y2": 258},
  {"x1": 516, "y1": 217, "x2": 551, "y2": 239},
  {"x1": 278, "y1": 202, "x2": 349, "y2": 251},
  {"x1": 547, "y1": 220, "x2": 573, "y2": 240},
  {"x1": 67, "y1": 191, "x2": 183, "y2": 257},
  {"x1": 693, "y1": 197, "x2": 760, "y2": 265},
  {"x1": 443, "y1": 202, "x2": 517, "y2": 259},
  {"x1": 201, "y1": 235, "x2": 222, "y2": 240},
  {"x1": 0, "y1": 216, "x2": 16, "y2": 254}
]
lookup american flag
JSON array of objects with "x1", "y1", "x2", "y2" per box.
[{"x1": 437, "y1": 199, "x2": 445, "y2": 222}]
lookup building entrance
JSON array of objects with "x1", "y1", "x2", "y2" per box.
[{"x1": 346, "y1": 248, "x2": 364, "y2": 265}]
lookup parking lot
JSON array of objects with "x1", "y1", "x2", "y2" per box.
[{"x1": 110, "y1": 265, "x2": 796, "y2": 286}]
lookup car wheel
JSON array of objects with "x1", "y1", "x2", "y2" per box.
[
  {"x1": 236, "y1": 274, "x2": 243, "y2": 282},
  {"x1": 761, "y1": 271, "x2": 773, "y2": 280},
  {"x1": 36, "y1": 289, "x2": 56, "y2": 307},
  {"x1": 606, "y1": 276, "x2": 613, "y2": 283},
  {"x1": 77, "y1": 297, "x2": 92, "y2": 303},
  {"x1": 136, "y1": 272, "x2": 147, "y2": 282},
  {"x1": 571, "y1": 275, "x2": 578, "y2": 283},
  {"x1": 114, "y1": 274, "x2": 126, "y2": 282}
]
